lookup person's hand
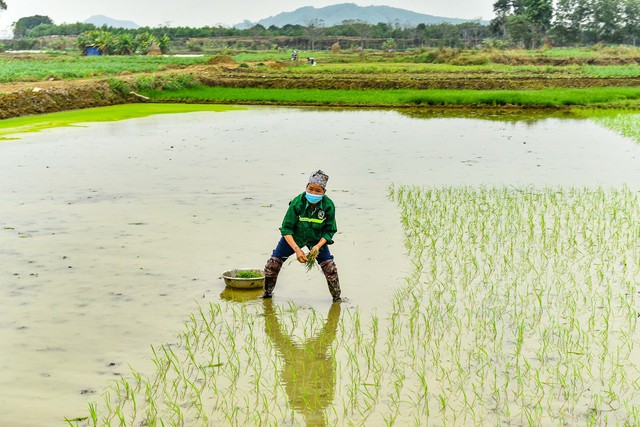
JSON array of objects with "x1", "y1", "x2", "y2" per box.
[{"x1": 295, "y1": 247, "x2": 307, "y2": 263}]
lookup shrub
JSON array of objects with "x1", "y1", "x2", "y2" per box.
[
  {"x1": 482, "y1": 38, "x2": 509, "y2": 50},
  {"x1": 161, "y1": 74, "x2": 199, "y2": 91},
  {"x1": 47, "y1": 38, "x2": 67, "y2": 51},
  {"x1": 185, "y1": 39, "x2": 203, "y2": 53},
  {"x1": 381, "y1": 38, "x2": 397, "y2": 53},
  {"x1": 132, "y1": 74, "x2": 201, "y2": 92},
  {"x1": 10, "y1": 38, "x2": 40, "y2": 51},
  {"x1": 107, "y1": 78, "x2": 131, "y2": 96},
  {"x1": 411, "y1": 51, "x2": 440, "y2": 63}
]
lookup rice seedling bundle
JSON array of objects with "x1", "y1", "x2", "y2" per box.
[{"x1": 305, "y1": 247, "x2": 318, "y2": 271}]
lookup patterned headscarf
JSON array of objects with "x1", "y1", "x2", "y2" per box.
[{"x1": 308, "y1": 170, "x2": 329, "y2": 188}]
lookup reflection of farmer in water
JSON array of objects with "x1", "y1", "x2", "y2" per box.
[{"x1": 263, "y1": 299, "x2": 340, "y2": 426}]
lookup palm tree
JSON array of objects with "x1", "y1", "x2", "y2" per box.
[
  {"x1": 95, "y1": 30, "x2": 117, "y2": 54},
  {"x1": 115, "y1": 33, "x2": 136, "y2": 55},
  {"x1": 135, "y1": 32, "x2": 157, "y2": 54},
  {"x1": 157, "y1": 34, "x2": 170, "y2": 54}
]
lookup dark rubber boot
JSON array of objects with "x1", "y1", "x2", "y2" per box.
[
  {"x1": 263, "y1": 256, "x2": 283, "y2": 298},
  {"x1": 320, "y1": 259, "x2": 341, "y2": 302}
]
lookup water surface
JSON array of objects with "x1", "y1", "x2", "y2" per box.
[{"x1": 1, "y1": 106, "x2": 640, "y2": 425}]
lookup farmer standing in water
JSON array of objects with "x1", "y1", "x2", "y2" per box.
[{"x1": 262, "y1": 170, "x2": 341, "y2": 302}]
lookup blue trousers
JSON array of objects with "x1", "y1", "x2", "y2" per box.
[{"x1": 271, "y1": 236, "x2": 334, "y2": 263}]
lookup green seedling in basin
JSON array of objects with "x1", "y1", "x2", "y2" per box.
[{"x1": 236, "y1": 270, "x2": 263, "y2": 279}]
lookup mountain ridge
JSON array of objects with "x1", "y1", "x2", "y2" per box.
[
  {"x1": 237, "y1": 3, "x2": 485, "y2": 29},
  {"x1": 83, "y1": 15, "x2": 140, "y2": 29}
]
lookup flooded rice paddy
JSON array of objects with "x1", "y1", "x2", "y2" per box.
[{"x1": 2, "y1": 106, "x2": 640, "y2": 426}]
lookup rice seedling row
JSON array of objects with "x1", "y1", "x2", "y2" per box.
[
  {"x1": 74, "y1": 185, "x2": 640, "y2": 426},
  {"x1": 145, "y1": 86, "x2": 640, "y2": 107},
  {"x1": 582, "y1": 110, "x2": 640, "y2": 143}
]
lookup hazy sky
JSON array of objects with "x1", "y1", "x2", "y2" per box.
[{"x1": 0, "y1": 1, "x2": 495, "y2": 37}]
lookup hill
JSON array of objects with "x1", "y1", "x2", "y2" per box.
[
  {"x1": 237, "y1": 3, "x2": 483, "y2": 28},
  {"x1": 83, "y1": 15, "x2": 140, "y2": 29}
]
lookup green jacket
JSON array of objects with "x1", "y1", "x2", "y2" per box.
[{"x1": 279, "y1": 192, "x2": 337, "y2": 248}]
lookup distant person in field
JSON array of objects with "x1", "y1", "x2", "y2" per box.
[
  {"x1": 262, "y1": 170, "x2": 341, "y2": 302},
  {"x1": 291, "y1": 50, "x2": 298, "y2": 61},
  {"x1": 308, "y1": 57, "x2": 316, "y2": 66}
]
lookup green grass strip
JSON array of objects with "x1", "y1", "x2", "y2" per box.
[
  {"x1": 0, "y1": 103, "x2": 243, "y2": 140},
  {"x1": 146, "y1": 86, "x2": 640, "y2": 107}
]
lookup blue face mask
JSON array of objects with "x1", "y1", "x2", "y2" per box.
[{"x1": 305, "y1": 192, "x2": 324, "y2": 204}]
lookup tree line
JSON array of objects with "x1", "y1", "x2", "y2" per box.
[
  {"x1": 492, "y1": 0, "x2": 640, "y2": 46},
  {"x1": 18, "y1": 18, "x2": 487, "y2": 47},
  {"x1": 6, "y1": 0, "x2": 640, "y2": 50}
]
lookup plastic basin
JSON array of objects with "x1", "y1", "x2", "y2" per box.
[{"x1": 221, "y1": 268, "x2": 265, "y2": 289}]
